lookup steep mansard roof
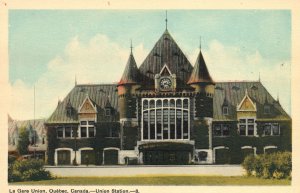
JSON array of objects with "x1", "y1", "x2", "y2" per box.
[
  {"x1": 46, "y1": 81, "x2": 290, "y2": 123},
  {"x1": 213, "y1": 81, "x2": 290, "y2": 121},
  {"x1": 188, "y1": 51, "x2": 214, "y2": 84},
  {"x1": 47, "y1": 84, "x2": 118, "y2": 123},
  {"x1": 118, "y1": 53, "x2": 139, "y2": 85},
  {"x1": 139, "y1": 30, "x2": 193, "y2": 87}
]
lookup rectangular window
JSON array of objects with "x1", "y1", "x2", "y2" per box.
[
  {"x1": 239, "y1": 118, "x2": 256, "y2": 136},
  {"x1": 263, "y1": 123, "x2": 280, "y2": 136},
  {"x1": 57, "y1": 127, "x2": 64, "y2": 138},
  {"x1": 214, "y1": 125, "x2": 222, "y2": 136},
  {"x1": 264, "y1": 124, "x2": 272, "y2": 136},
  {"x1": 223, "y1": 106, "x2": 228, "y2": 115},
  {"x1": 105, "y1": 109, "x2": 111, "y2": 116},
  {"x1": 81, "y1": 127, "x2": 87, "y2": 138},
  {"x1": 142, "y1": 98, "x2": 190, "y2": 140},
  {"x1": 65, "y1": 127, "x2": 72, "y2": 138},
  {"x1": 81, "y1": 121, "x2": 87, "y2": 125},
  {"x1": 248, "y1": 125, "x2": 254, "y2": 136},
  {"x1": 88, "y1": 127, "x2": 95, "y2": 137},
  {"x1": 222, "y1": 125, "x2": 230, "y2": 136},
  {"x1": 240, "y1": 125, "x2": 246, "y2": 136},
  {"x1": 272, "y1": 124, "x2": 280, "y2": 136}
]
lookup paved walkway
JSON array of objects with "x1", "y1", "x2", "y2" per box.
[{"x1": 45, "y1": 165, "x2": 245, "y2": 177}]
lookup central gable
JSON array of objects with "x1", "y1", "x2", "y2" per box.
[
  {"x1": 237, "y1": 90, "x2": 256, "y2": 112},
  {"x1": 139, "y1": 30, "x2": 193, "y2": 85},
  {"x1": 78, "y1": 95, "x2": 97, "y2": 114}
]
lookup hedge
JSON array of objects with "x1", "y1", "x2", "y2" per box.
[
  {"x1": 8, "y1": 159, "x2": 53, "y2": 182},
  {"x1": 242, "y1": 151, "x2": 291, "y2": 179}
]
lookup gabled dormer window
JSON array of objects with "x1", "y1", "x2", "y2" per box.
[
  {"x1": 223, "y1": 106, "x2": 229, "y2": 115},
  {"x1": 264, "y1": 105, "x2": 271, "y2": 114},
  {"x1": 105, "y1": 109, "x2": 111, "y2": 116}
]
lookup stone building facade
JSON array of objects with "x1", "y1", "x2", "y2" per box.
[{"x1": 45, "y1": 29, "x2": 291, "y2": 165}]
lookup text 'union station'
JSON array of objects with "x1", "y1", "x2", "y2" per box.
[{"x1": 10, "y1": 28, "x2": 291, "y2": 166}]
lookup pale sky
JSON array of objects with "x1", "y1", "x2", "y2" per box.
[{"x1": 8, "y1": 10, "x2": 291, "y2": 120}]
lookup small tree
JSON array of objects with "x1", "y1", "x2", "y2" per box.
[{"x1": 17, "y1": 127, "x2": 30, "y2": 155}]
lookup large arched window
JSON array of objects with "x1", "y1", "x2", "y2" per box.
[{"x1": 142, "y1": 98, "x2": 190, "y2": 140}]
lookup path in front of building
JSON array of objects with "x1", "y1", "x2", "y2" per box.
[{"x1": 45, "y1": 165, "x2": 245, "y2": 177}]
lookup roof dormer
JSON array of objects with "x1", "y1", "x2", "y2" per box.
[
  {"x1": 78, "y1": 94, "x2": 97, "y2": 121},
  {"x1": 237, "y1": 89, "x2": 256, "y2": 112}
]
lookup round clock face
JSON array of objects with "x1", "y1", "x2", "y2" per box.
[{"x1": 160, "y1": 78, "x2": 172, "y2": 89}]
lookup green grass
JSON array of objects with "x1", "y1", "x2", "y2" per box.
[{"x1": 10, "y1": 175, "x2": 291, "y2": 185}]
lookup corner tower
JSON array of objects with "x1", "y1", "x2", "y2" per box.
[
  {"x1": 188, "y1": 50, "x2": 215, "y2": 118},
  {"x1": 117, "y1": 46, "x2": 140, "y2": 150}
]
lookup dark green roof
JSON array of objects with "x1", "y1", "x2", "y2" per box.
[
  {"x1": 46, "y1": 81, "x2": 290, "y2": 123},
  {"x1": 139, "y1": 30, "x2": 193, "y2": 87},
  {"x1": 188, "y1": 51, "x2": 214, "y2": 84},
  {"x1": 47, "y1": 84, "x2": 118, "y2": 124},
  {"x1": 213, "y1": 81, "x2": 290, "y2": 121}
]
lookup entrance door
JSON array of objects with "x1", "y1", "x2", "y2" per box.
[
  {"x1": 104, "y1": 149, "x2": 118, "y2": 165},
  {"x1": 241, "y1": 148, "x2": 254, "y2": 161},
  {"x1": 215, "y1": 148, "x2": 230, "y2": 164},
  {"x1": 81, "y1": 150, "x2": 95, "y2": 165},
  {"x1": 57, "y1": 150, "x2": 71, "y2": 165},
  {"x1": 143, "y1": 150, "x2": 190, "y2": 165}
]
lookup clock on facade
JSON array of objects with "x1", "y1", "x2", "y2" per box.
[{"x1": 160, "y1": 77, "x2": 172, "y2": 89}]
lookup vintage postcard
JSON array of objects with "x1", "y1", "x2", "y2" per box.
[{"x1": 1, "y1": 1, "x2": 300, "y2": 193}]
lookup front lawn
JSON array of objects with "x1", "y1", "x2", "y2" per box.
[{"x1": 10, "y1": 175, "x2": 291, "y2": 185}]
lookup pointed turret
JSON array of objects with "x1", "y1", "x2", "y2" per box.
[
  {"x1": 117, "y1": 45, "x2": 139, "y2": 120},
  {"x1": 188, "y1": 50, "x2": 214, "y2": 84},
  {"x1": 118, "y1": 51, "x2": 139, "y2": 86},
  {"x1": 191, "y1": 50, "x2": 214, "y2": 118}
]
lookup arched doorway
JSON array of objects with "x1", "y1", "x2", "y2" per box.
[
  {"x1": 214, "y1": 147, "x2": 230, "y2": 164},
  {"x1": 241, "y1": 146, "x2": 256, "y2": 162},
  {"x1": 57, "y1": 150, "x2": 71, "y2": 165},
  {"x1": 81, "y1": 149, "x2": 95, "y2": 165},
  {"x1": 103, "y1": 148, "x2": 119, "y2": 165}
]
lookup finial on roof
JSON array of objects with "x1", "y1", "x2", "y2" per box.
[
  {"x1": 165, "y1": 10, "x2": 168, "y2": 30},
  {"x1": 277, "y1": 92, "x2": 280, "y2": 102},
  {"x1": 199, "y1": 36, "x2": 202, "y2": 50},
  {"x1": 75, "y1": 75, "x2": 77, "y2": 86},
  {"x1": 258, "y1": 72, "x2": 261, "y2": 82},
  {"x1": 245, "y1": 88, "x2": 248, "y2": 96},
  {"x1": 265, "y1": 94, "x2": 269, "y2": 104},
  {"x1": 130, "y1": 39, "x2": 133, "y2": 54}
]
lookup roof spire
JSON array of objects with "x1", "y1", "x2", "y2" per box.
[
  {"x1": 118, "y1": 46, "x2": 139, "y2": 86},
  {"x1": 258, "y1": 72, "x2": 261, "y2": 82},
  {"x1": 75, "y1": 74, "x2": 77, "y2": 86},
  {"x1": 199, "y1": 36, "x2": 202, "y2": 50},
  {"x1": 187, "y1": 48, "x2": 214, "y2": 85},
  {"x1": 130, "y1": 39, "x2": 133, "y2": 54},
  {"x1": 165, "y1": 10, "x2": 168, "y2": 30}
]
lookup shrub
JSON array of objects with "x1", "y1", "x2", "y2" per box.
[
  {"x1": 242, "y1": 151, "x2": 291, "y2": 179},
  {"x1": 8, "y1": 159, "x2": 52, "y2": 182}
]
